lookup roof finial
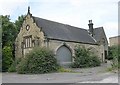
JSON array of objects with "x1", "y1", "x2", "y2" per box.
[
  {"x1": 28, "y1": 6, "x2": 30, "y2": 14},
  {"x1": 89, "y1": 20, "x2": 92, "y2": 24}
]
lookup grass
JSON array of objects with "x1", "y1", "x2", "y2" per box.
[
  {"x1": 58, "y1": 67, "x2": 77, "y2": 73},
  {"x1": 106, "y1": 67, "x2": 118, "y2": 73}
]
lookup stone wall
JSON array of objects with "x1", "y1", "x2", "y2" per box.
[
  {"x1": 109, "y1": 36, "x2": 120, "y2": 46},
  {"x1": 15, "y1": 14, "x2": 45, "y2": 59},
  {"x1": 48, "y1": 39, "x2": 105, "y2": 62}
]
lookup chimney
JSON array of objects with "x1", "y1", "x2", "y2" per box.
[{"x1": 88, "y1": 20, "x2": 94, "y2": 36}]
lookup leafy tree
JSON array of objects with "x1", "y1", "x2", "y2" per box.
[
  {"x1": 0, "y1": 15, "x2": 25, "y2": 71},
  {"x1": 1, "y1": 15, "x2": 15, "y2": 71},
  {"x1": 14, "y1": 15, "x2": 25, "y2": 37},
  {"x1": 1, "y1": 15, "x2": 25, "y2": 71},
  {"x1": 2, "y1": 46, "x2": 13, "y2": 71},
  {"x1": 1, "y1": 15, "x2": 16, "y2": 47}
]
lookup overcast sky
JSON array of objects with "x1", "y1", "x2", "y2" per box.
[{"x1": 0, "y1": 0, "x2": 119, "y2": 43}]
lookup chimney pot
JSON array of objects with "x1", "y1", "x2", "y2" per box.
[{"x1": 88, "y1": 20, "x2": 94, "y2": 36}]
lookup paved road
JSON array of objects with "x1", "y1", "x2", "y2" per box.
[
  {"x1": 2, "y1": 62, "x2": 118, "y2": 83},
  {"x1": 79, "y1": 74, "x2": 118, "y2": 83},
  {"x1": 2, "y1": 72, "x2": 118, "y2": 83}
]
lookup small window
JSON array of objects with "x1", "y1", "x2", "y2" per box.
[
  {"x1": 26, "y1": 25, "x2": 30, "y2": 31},
  {"x1": 23, "y1": 35, "x2": 32, "y2": 48},
  {"x1": 34, "y1": 37, "x2": 40, "y2": 46}
]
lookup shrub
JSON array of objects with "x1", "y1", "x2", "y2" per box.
[
  {"x1": 108, "y1": 45, "x2": 120, "y2": 69},
  {"x1": 8, "y1": 57, "x2": 22, "y2": 72},
  {"x1": 17, "y1": 47, "x2": 59, "y2": 74},
  {"x1": 8, "y1": 61, "x2": 16, "y2": 72},
  {"x1": 2, "y1": 46, "x2": 13, "y2": 72},
  {"x1": 108, "y1": 46, "x2": 117, "y2": 60},
  {"x1": 72, "y1": 45, "x2": 101, "y2": 68},
  {"x1": 16, "y1": 57, "x2": 22, "y2": 65}
]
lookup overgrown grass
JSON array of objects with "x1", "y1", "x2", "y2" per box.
[{"x1": 58, "y1": 67, "x2": 74, "y2": 73}]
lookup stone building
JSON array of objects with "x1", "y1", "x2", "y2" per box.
[
  {"x1": 109, "y1": 36, "x2": 120, "y2": 46},
  {"x1": 15, "y1": 7, "x2": 108, "y2": 67}
]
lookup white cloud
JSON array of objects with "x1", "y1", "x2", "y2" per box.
[
  {"x1": 0, "y1": 0, "x2": 28, "y2": 15},
  {"x1": 70, "y1": 0, "x2": 119, "y2": 7},
  {"x1": 0, "y1": 0, "x2": 118, "y2": 39}
]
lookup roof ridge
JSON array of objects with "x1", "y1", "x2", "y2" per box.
[
  {"x1": 33, "y1": 16, "x2": 86, "y2": 30},
  {"x1": 94, "y1": 27, "x2": 103, "y2": 29}
]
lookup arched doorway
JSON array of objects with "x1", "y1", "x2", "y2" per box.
[{"x1": 56, "y1": 45, "x2": 72, "y2": 67}]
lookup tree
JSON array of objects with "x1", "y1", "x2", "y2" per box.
[
  {"x1": 15, "y1": 15, "x2": 25, "y2": 35},
  {"x1": 1, "y1": 15, "x2": 17, "y2": 47},
  {"x1": 1, "y1": 15, "x2": 16, "y2": 71},
  {"x1": 1, "y1": 15, "x2": 25, "y2": 71},
  {"x1": 2, "y1": 46, "x2": 13, "y2": 71}
]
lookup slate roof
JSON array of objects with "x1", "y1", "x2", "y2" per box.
[
  {"x1": 93, "y1": 27, "x2": 108, "y2": 44},
  {"x1": 33, "y1": 16, "x2": 98, "y2": 44}
]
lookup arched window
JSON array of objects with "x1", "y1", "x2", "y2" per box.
[
  {"x1": 56, "y1": 45, "x2": 72, "y2": 67},
  {"x1": 23, "y1": 35, "x2": 32, "y2": 48}
]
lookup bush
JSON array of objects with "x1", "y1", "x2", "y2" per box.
[
  {"x1": 2, "y1": 46, "x2": 13, "y2": 72},
  {"x1": 17, "y1": 47, "x2": 59, "y2": 74},
  {"x1": 72, "y1": 45, "x2": 101, "y2": 68},
  {"x1": 8, "y1": 57, "x2": 22, "y2": 72},
  {"x1": 108, "y1": 46, "x2": 117, "y2": 60},
  {"x1": 8, "y1": 61, "x2": 16, "y2": 72},
  {"x1": 16, "y1": 57, "x2": 22, "y2": 65},
  {"x1": 108, "y1": 45, "x2": 120, "y2": 69}
]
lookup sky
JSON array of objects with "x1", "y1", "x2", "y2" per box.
[{"x1": 0, "y1": 0, "x2": 119, "y2": 43}]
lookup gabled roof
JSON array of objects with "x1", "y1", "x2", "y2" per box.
[
  {"x1": 93, "y1": 27, "x2": 108, "y2": 44},
  {"x1": 33, "y1": 16, "x2": 97, "y2": 44}
]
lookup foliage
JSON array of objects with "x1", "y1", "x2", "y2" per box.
[
  {"x1": 8, "y1": 57, "x2": 22, "y2": 72},
  {"x1": 17, "y1": 47, "x2": 59, "y2": 74},
  {"x1": 58, "y1": 67, "x2": 73, "y2": 73},
  {"x1": 109, "y1": 45, "x2": 120, "y2": 69},
  {"x1": 2, "y1": 46, "x2": 13, "y2": 72},
  {"x1": 1, "y1": 15, "x2": 16, "y2": 47},
  {"x1": 108, "y1": 46, "x2": 118, "y2": 60},
  {"x1": 16, "y1": 57, "x2": 22, "y2": 65},
  {"x1": 72, "y1": 45, "x2": 101, "y2": 68},
  {"x1": 8, "y1": 61, "x2": 16, "y2": 72},
  {"x1": 15, "y1": 15, "x2": 25, "y2": 37},
  {"x1": 1, "y1": 15, "x2": 25, "y2": 71},
  {"x1": 1, "y1": 15, "x2": 15, "y2": 71}
]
